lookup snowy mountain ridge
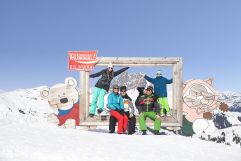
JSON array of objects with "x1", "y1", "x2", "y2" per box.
[
  {"x1": 110, "y1": 71, "x2": 147, "y2": 89},
  {"x1": 218, "y1": 91, "x2": 241, "y2": 112}
]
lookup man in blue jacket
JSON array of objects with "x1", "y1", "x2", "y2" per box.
[{"x1": 144, "y1": 70, "x2": 173, "y2": 116}]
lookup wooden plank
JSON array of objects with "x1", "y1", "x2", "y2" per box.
[
  {"x1": 79, "y1": 71, "x2": 87, "y2": 121},
  {"x1": 80, "y1": 121, "x2": 181, "y2": 127},
  {"x1": 97, "y1": 57, "x2": 182, "y2": 66},
  {"x1": 97, "y1": 64, "x2": 173, "y2": 67},
  {"x1": 85, "y1": 71, "x2": 90, "y2": 119},
  {"x1": 172, "y1": 63, "x2": 177, "y2": 119},
  {"x1": 98, "y1": 57, "x2": 181, "y2": 62},
  {"x1": 177, "y1": 60, "x2": 183, "y2": 125}
]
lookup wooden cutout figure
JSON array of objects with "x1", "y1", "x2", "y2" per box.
[
  {"x1": 40, "y1": 77, "x2": 80, "y2": 128},
  {"x1": 182, "y1": 78, "x2": 228, "y2": 136}
]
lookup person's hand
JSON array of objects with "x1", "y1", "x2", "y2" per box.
[
  {"x1": 140, "y1": 72, "x2": 145, "y2": 77},
  {"x1": 129, "y1": 113, "x2": 134, "y2": 118},
  {"x1": 156, "y1": 115, "x2": 161, "y2": 120},
  {"x1": 139, "y1": 112, "x2": 144, "y2": 117}
]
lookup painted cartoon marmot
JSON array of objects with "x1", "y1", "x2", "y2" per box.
[{"x1": 182, "y1": 78, "x2": 228, "y2": 136}]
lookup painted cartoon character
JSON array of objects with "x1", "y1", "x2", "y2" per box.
[
  {"x1": 182, "y1": 78, "x2": 228, "y2": 136},
  {"x1": 40, "y1": 77, "x2": 80, "y2": 128}
]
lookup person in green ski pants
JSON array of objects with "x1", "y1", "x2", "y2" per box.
[
  {"x1": 89, "y1": 63, "x2": 129, "y2": 117},
  {"x1": 137, "y1": 86, "x2": 161, "y2": 135},
  {"x1": 143, "y1": 70, "x2": 172, "y2": 116}
]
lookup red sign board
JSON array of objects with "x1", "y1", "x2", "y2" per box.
[{"x1": 68, "y1": 51, "x2": 98, "y2": 71}]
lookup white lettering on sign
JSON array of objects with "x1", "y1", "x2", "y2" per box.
[{"x1": 69, "y1": 53, "x2": 96, "y2": 61}]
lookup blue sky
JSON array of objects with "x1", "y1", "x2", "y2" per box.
[{"x1": 0, "y1": 0, "x2": 241, "y2": 91}]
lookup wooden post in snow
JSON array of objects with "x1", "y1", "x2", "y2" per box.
[
  {"x1": 85, "y1": 71, "x2": 90, "y2": 119},
  {"x1": 79, "y1": 71, "x2": 86, "y2": 121}
]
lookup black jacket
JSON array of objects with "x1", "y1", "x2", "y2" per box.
[
  {"x1": 122, "y1": 94, "x2": 132, "y2": 101},
  {"x1": 90, "y1": 67, "x2": 129, "y2": 91}
]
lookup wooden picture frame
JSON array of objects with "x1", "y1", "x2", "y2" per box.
[{"x1": 79, "y1": 57, "x2": 183, "y2": 127}]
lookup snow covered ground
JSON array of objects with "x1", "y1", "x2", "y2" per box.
[
  {"x1": 0, "y1": 88, "x2": 241, "y2": 161},
  {"x1": 1, "y1": 122, "x2": 240, "y2": 161}
]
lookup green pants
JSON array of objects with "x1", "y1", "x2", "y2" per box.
[
  {"x1": 139, "y1": 111, "x2": 161, "y2": 131},
  {"x1": 89, "y1": 87, "x2": 107, "y2": 115},
  {"x1": 157, "y1": 97, "x2": 170, "y2": 114}
]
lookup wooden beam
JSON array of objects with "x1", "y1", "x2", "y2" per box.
[
  {"x1": 96, "y1": 57, "x2": 182, "y2": 66},
  {"x1": 97, "y1": 64, "x2": 173, "y2": 67},
  {"x1": 85, "y1": 71, "x2": 90, "y2": 119},
  {"x1": 80, "y1": 121, "x2": 181, "y2": 127},
  {"x1": 172, "y1": 63, "x2": 177, "y2": 119},
  {"x1": 79, "y1": 71, "x2": 87, "y2": 121},
  {"x1": 177, "y1": 59, "x2": 183, "y2": 125}
]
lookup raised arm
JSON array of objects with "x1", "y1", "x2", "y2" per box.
[
  {"x1": 144, "y1": 75, "x2": 155, "y2": 84},
  {"x1": 89, "y1": 69, "x2": 106, "y2": 78},
  {"x1": 165, "y1": 78, "x2": 173, "y2": 84},
  {"x1": 114, "y1": 67, "x2": 129, "y2": 77}
]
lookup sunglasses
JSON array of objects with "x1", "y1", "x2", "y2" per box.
[
  {"x1": 114, "y1": 87, "x2": 119, "y2": 89},
  {"x1": 121, "y1": 90, "x2": 126, "y2": 92}
]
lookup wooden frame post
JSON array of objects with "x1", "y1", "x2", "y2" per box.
[{"x1": 79, "y1": 71, "x2": 89, "y2": 121}]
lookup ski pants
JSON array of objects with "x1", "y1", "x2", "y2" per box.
[
  {"x1": 139, "y1": 111, "x2": 161, "y2": 131},
  {"x1": 109, "y1": 111, "x2": 136, "y2": 134},
  {"x1": 157, "y1": 97, "x2": 170, "y2": 114},
  {"x1": 89, "y1": 87, "x2": 107, "y2": 115},
  {"x1": 109, "y1": 110, "x2": 128, "y2": 134}
]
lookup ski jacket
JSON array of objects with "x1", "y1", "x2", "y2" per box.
[
  {"x1": 138, "y1": 94, "x2": 160, "y2": 113},
  {"x1": 144, "y1": 75, "x2": 172, "y2": 97},
  {"x1": 108, "y1": 92, "x2": 124, "y2": 110},
  {"x1": 90, "y1": 67, "x2": 129, "y2": 91}
]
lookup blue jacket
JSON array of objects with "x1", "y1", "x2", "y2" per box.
[
  {"x1": 108, "y1": 92, "x2": 124, "y2": 110},
  {"x1": 144, "y1": 75, "x2": 173, "y2": 97}
]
